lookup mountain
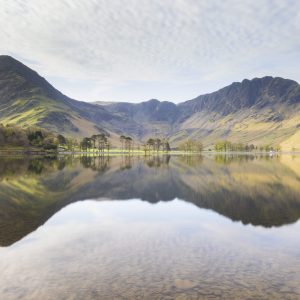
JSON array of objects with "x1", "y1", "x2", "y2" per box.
[
  {"x1": 175, "y1": 77, "x2": 300, "y2": 149},
  {"x1": 1, "y1": 55, "x2": 300, "y2": 150},
  {"x1": 0, "y1": 55, "x2": 139, "y2": 141},
  {"x1": 97, "y1": 77, "x2": 300, "y2": 150},
  {"x1": 97, "y1": 99, "x2": 180, "y2": 138}
]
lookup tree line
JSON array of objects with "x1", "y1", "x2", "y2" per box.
[
  {"x1": 0, "y1": 124, "x2": 282, "y2": 154},
  {"x1": 80, "y1": 134, "x2": 111, "y2": 152},
  {"x1": 78, "y1": 135, "x2": 172, "y2": 154},
  {"x1": 214, "y1": 140, "x2": 281, "y2": 152},
  {"x1": 143, "y1": 138, "x2": 171, "y2": 153},
  {"x1": 0, "y1": 124, "x2": 69, "y2": 150},
  {"x1": 178, "y1": 139, "x2": 203, "y2": 152},
  {"x1": 119, "y1": 135, "x2": 133, "y2": 151}
]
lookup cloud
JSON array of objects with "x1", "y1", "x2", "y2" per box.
[{"x1": 0, "y1": 0, "x2": 299, "y2": 102}]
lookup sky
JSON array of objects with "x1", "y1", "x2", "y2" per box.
[{"x1": 0, "y1": 0, "x2": 299, "y2": 103}]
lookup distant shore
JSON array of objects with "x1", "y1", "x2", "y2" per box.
[{"x1": 1, "y1": 147, "x2": 299, "y2": 156}]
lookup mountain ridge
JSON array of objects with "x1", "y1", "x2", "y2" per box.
[
  {"x1": 0, "y1": 55, "x2": 69, "y2": 102},
  {"x1": 0, "y1": 55, "x2": 300, "y2": 150}
]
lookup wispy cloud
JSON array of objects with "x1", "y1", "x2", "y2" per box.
[{"x1": 0, "y1": 0, "x2": 299, "y2": 102}]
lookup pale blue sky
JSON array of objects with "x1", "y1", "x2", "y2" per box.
[{"x1": 0, "y1": 0, "x2": 299, "y2": 103}]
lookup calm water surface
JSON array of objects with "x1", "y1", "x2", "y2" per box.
[{"x1": 0, "y1": 154, "x2": 299, "y2": 299}]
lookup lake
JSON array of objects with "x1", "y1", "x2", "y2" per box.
[{"x1": 0, "y1": 154, "x2": 299, "y2": 299}]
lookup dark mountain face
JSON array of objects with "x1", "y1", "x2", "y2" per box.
[
  {"x1": 0, "y1": 55, "x2": 68, "y2": 103},
  {"x1": 103, "y1": 99, "x2": 179, "y2": 123},
  {"x1": 178, "y1": 76, "x2": 300, "y2": 116},
  {"x1": 0, "y1": 55, "x2": 300, "y2": 148},
  {"x1": 99, "y1": 76, "x2": 300, "y2": 125},
  {"x1": 140, "y1": 99, "x2": 178, "y2": 122}
]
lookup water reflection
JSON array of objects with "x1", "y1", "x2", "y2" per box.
[
  {"x1": 0, "y1": 154, "x2": 300, "y2": 247},
  {"x1": 0, "y1": 154, "x2": 300, "y2": 299}
]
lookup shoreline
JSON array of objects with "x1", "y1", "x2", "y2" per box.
[{"x1": 1, "y1": 148, "x2": 300, "y2": 156}]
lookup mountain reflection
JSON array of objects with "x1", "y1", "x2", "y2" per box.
[{"x1": 0, "y1": 154, "x2": 300, "y2": 246}]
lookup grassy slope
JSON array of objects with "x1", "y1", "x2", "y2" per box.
[
  {"x1": 0, "y1": 95, "x2": 118, "y2": 140},
  {"x1": 0, "y1": 96, "x2": 58, "y2": 126},
  {"x1": 170, "y1": 104, "x2": 300, "y2": 150}
]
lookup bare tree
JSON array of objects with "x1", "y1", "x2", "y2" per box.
[
  {"x1": 154, "y1": 138, "x2": 162, "y2": 152},
  {"x1": 125, "y1": 136, "x2": 133, "y2": 152},
  {"x1": 120, "y1": 135, "x2": 126, "y2": 152}
]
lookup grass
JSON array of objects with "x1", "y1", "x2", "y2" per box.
[{"x1": 0, "y1": 96, "x2": 70, "y2": 127}]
